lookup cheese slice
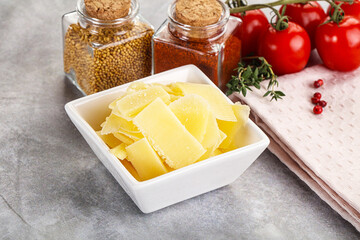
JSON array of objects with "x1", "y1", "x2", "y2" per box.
[
  {"x1": 126, "y1": 82, "x2": 151, "y2": 94},
  {"x1": 102, "y1": 113, "x2": 140, "y2": 134},
  {"x1": 133, "y1": 98, "x2": 206, "y2": 169},
  {"x1": 169, "y1": 94, "x2": 210, "y2": 143},
  {"x1": 113, "y1": 132, "x2": 134, "y2": 145},
  {"x1": 110, "y1": 143, "x2": 127, "y2": 160},
  {"x1": 169, "y1": 94, "x2": 181, "y2": 102},
  {"x1": 115, "y1": 86, "x2": 170, "y2": 118},
  {"x1": 117, "y1": 129, "x2": 143, "y2": 141},
  {"x1": 96, "y1": 131, "x2": 122, "y2": 148},
  {"x1": 172, "y1": 82, "x2": 237, "y2": 122},
  {"x1": 109, "y1": 95, "x2": 124, "y2": 110},
  {"x1": 215, "y1": 130, "x2": 227, "y2": 149},
  {"x1": 120, "y1": 160, "x2": 142, "y2": 181},
  {"x1": 218, "y1": 102, "x2": 250, "y2": 149},
  {"x1": 201, "y1": 111, "x2": 221, "y2": 150},
  {"x1": 126, "y1": 138, "x2": 168, "y2": 181},
  {"x1": 152, "y1": 83, "x2": 177, "y2": 95},
  {"x1": 101, "y1": 114, "x2": 125, "y2": 135}
]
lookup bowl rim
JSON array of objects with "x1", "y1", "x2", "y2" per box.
[{"x1": 65, "y1": 65, "x2": 270, "y2": 188}]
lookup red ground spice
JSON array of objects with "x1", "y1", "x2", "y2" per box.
[{"x1": 153, "y1": 18, "x2": 242, "y2": 90}]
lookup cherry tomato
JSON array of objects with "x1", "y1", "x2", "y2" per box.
[
  {"x1": 316, "y1": 16, "x2": 360, "y2": 72},
  {"x1": 327, "y1": 0, "x2": 360, "y2": 20},
  {"x1": 279, "y1": 2, "x2": 326, "y2": 49},
  {"x1": 258, "y1": 22, "x2": 311, "y2": 75},
  {"x1": 231, "y1": 10, "x2": 268, "y2": 57}
]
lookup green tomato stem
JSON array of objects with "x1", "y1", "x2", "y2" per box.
[
  {"x1": 234, "y1": 4, "x2": 289, "y2": 30},
  {"x1": 227, "y1": 0, "x2": 352, "y2": 13}
]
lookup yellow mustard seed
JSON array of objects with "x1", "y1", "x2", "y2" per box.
[{"x1": 64, "y1": 21, "x2": 154, "y2": 95}]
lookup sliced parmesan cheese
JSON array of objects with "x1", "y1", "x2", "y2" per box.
[
  {"x1": 215, "y1": 130, "x2": 227, "y2": 149},
  {"x1": 169, "y1": 94, "x2": 210, "y2": 143},
  {"x1": 117, "y1": 129, "x2": 143, "y2": 141},
  {"x1": 218, "y1": 102, "x2": 250, "y2": 149},
  {"x1": 172, "y1": 82, "x2": 237, "y2": 122},
  {"x1": 133, "y1": 98, "x2": 206, "y2": 169},
  {"x1": 113, "y1": 132, "x2": 134, "y2": 145},
  {"x1": 102, "y1": 113, "x2": 139, "y2": 135},
  {"x1": 110, "y1": 143, "x2": 127, "y2": 160},
  {"x1": 115, "y1": 86, "x2": 170, "y2": 118},
  {"x1": 120, "y1": 159, "x2": 142, "y2": 181},
  {"x1": 101, "y1": 114, "x2": 124, "y2": 135},
  {"x1": 99, "y1": 82, "x2": 251, "y2": 181},
  {"x1": 126, "y1": 138, "x2": 168, "y2": 181},
  {"x1": 109, "y1": 95, "x2": 124, "y2": 110},
  {"x1": 152, "y1": 83, "x2": 177, "y2": 95},
  {"x1": 126, "y1": 82, "x2": 151, "y2": 94},
  {"x1": 201, "y1": 111, "x2": 221, "y2": 150},
  {"x1": 96, "y1": 131, "x2": 122, "y2": 148}
]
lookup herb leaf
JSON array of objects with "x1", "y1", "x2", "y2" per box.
[{"x1": 226, "y1": 56, "x2": 285, "y2": 101}]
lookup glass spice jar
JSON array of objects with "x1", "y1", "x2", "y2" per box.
[
  {"x1": 152, "y1": 0, "x2": 242, "y2": 90},
  {"x1": 62, "y1": 0, "x2": 154, "y2": 95}
]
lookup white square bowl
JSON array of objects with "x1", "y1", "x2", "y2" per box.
[{"x1": 65, "y1": 65, "x2": 270, "y2": 213}]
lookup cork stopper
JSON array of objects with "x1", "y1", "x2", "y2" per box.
[
  {"x1": 175, "y1": 0, "x2": 222, "y2": 27},
  {"x1": 84, "y1": 0, "x2": 131, "y2": 20}
]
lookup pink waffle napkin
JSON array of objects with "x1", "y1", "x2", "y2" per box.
[{"x1": 232, "y1": 65, "x2": 360, "y2": 231}]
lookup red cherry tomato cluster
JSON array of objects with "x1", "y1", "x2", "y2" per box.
[{"x1": 231, "y1": 1, "x2": 360, "y2": 74}]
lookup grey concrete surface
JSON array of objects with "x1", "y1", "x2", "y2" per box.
[{"x1": 0, "y1": 0, "x2": 359, "y2": 239}]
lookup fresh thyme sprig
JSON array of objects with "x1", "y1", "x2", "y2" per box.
[{"x1": 226, "y1": 57, "x2": 285, "y2": 101}]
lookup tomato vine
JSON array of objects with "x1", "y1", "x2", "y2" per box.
[
  {"x1": 226, "y1": 0, "x2": 354, "y2": 15},
  {"x1": 226, "y1": 0, "x2": 359, "y2": 100}
]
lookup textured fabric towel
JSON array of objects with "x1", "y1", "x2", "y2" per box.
[{"x1": 232, "y1": 65, "x2": 360, "y2": 231}]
